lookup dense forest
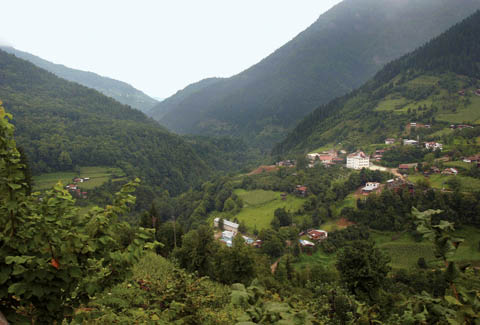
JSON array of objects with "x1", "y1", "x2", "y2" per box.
[
  {"x1": 0, "y1": 49, "x2": 212, "y2": 197},
  {"x1": 273, "y1": 10, "x2": 480, "y2": 156},
  {"x1": 151, "y1": 0, "x2": 480, "y2": 148}
]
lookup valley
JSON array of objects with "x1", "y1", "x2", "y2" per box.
[{"x1": 2, "y1": 2, "x2": 480, "y2": 324}]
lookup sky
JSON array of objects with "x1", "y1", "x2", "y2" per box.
[{"x1": 1, "y1": 1, "x2": 342, "y2": 99}]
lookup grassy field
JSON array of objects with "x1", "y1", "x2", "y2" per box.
[
  {"x1": 407, "y1": 173, "x2": 480, "y2": 192},
  {"x1": 332, "y1": 194, "x2": 356, "y2": 217},
  {"x1": 33, "y1": 166, "x2": 125, "y2": 191},
  {"x1": 444, "y1": 160, "x2": 472, "y2": 170},
  {"x1": 293, "y1": 226, "x2": 480, "y2": 270},
  {"x1": 233, "y1": 189, "x2": 306, "y2": 231}
]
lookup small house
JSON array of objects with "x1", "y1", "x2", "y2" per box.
[
  {"x1": 458, "y1": 90, "x2": 466, "y2": 96},
  {"x1": 403, "y1": 139, "x2": 418, "y2": 146},
  {"x1": 307, "y1": 229, "x2": 328, "y2": 241},
  {"x1": 242, "y1": 236, "x2": 255, "y2": 245},
  {"x1": 362, "y1": 182, "x2": 380, "y2": 194},
  {"x1": 385, "y1": 138, "x2": 396, "y2": 145},
  {"x1": 299, "y1": 239, "x2": 315, "y2": 247},
  {"x1": 476, "y1": 89, "x2": 480, "y2": 96},
  {"x1": 295, "y1": 185, "x2": 308, "y2": 197},
  {"x1": 442, "y1": 168, "x2": 458, "y2": 175},
  {"x1": 398, "y1": 163, "x2": 418, "y2": 172},
  {"x1": 425, "y1": 142, "x2": 443, "y2": 151}
]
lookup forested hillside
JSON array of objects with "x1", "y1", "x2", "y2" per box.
[
  {"x1": 0, "y1": 46, "x2": 158, "y2": 113},
  {"x1": 0, "y1": 49, "x2": 210, "y2": 196},
  {"x1": 274, "y1": 10, "x2": 480, "y2": 155},
  {"x1": 151, "y1": 0, "x2": 480, "y2": 147}
]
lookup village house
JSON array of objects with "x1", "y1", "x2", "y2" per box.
[
  {"x1": 346, "y1": 151, "x2": 370, "y2": 170},
  {"x1": 425, "y1": 142, "x2": 443, "y2": 151},
  {"x1": 295, "y1": 185, "x2": 308, "y2": 197},
  {"x1": 403, "y1": 139, "x2": 418, "y2": 146},
  {"x1": 299, "y1": 239, "x2": 315, "y2": 248},
  {"x1": 362, "y1": 182, "x2": 380, "y2": 194},
  {"x1": 242, "y1": 236, "x2": 255, "y2": 245},
  {"x1": 276, "y1": 160, "x2": 295, "y2": 167},
  {"x1": 214, "y1": 218, "x2": 239, "y2": 234},
  {"x1": 220, "y1": 231, "x2": 235, "y2": 247},
  {"x1": 442, "y1": 168, "x2": 458, "y2": 175},
  {"x1": 385, "y1": 138, "x2": 396, "y2": 145},
  {"x1": 463, "y1": 155, "x2": 480, "y2": 163},
  {"x1": 476, "y1": 89, "x2": 480, "y2": 96},
  {"x1": 451, "y1": 124, "x2": 474, "y2": 129},
  {"x1": 398, "y1": 163, "x2": 418, "y2": 173},
  {"x1": 458, "y1": 90, "x2": 466, "y2": 96},
  {"x1": 387, "y1": 178, "x2": 415, "y2": 193},
  {"x1": 307, "y1": 229, "x2": 328, "y2": 241}
]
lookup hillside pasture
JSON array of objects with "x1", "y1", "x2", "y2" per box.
[
  {"x1": 233, "y1": 189, "x2": 306, "y2": 231},
  {"x1": 33, "y1": 166, "x2": 124, "y2": 191}
]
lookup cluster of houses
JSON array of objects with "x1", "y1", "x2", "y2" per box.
[
  {"x1": 458, "y1": 89, "x2": 480, "y2": 97},
  {"x1": 65, "y1": 177, "x2": 90, "y2": 199},
  {"x1": 409, "y1": 122, "x2": 431, "y2": 129},
  {"x1": 307, "y1": 149, "x2": 345, "y2": 168},
  {"x1": 373, "y1": 149, "x2": 386, "y2": 161},
  {"x1": 276, "y1": 160, "x2": 295, "y2": 167},
  {"x1": 214, "y1": 218, "x2": 260, "y2": 248},
  {"x1": 450, "y1": 124, "x2": 474, "y2": 130}
]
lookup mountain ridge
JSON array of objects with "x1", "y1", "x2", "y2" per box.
[
  {"x1": 0, "y1": 46, "x2": 158, "y2": 113},
  {"x1": 150, "y1": 0, "x2": 480, "y2": 147}
]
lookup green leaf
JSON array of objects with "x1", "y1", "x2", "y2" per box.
[
  {"x1": 445, "y1": 296, "x2": 463, "y2": 306},
  {"x1": 8, "y1": 282, "x2": 28, "y2": 295}
]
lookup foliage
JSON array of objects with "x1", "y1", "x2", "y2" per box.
[
  {"x1": 336, "y1": 240, "x2": 391, "y2": 301},
  {"x1": 0, "y1": 105, "x2": 156, "y2": 323}
]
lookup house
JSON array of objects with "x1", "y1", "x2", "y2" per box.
[
  {"x1": 83, "y1": 177, "x2": 90, "y2": 181},
  {"x1": 307, "y1": 229, "x2": 328, "y2": 241},
  {"x1": 307, "y1": 153, "x2": 335, "y2": 164},
  {"x1": 295, "y1": 185, "x2": 308, "y2": 197},
  {"x1": 73, "y1": 177, "x2": 83, "y2": 183},
  {"x1": 385, "y1": 138, "x2": 396, "y2": 145},
  {"x1": 65, "y1": 184, "x2": 77, "y2": 190},
  {"x1": 410, "y1": 122, "x2": 417, "y2": 127},
  {"x1": 220, "y1": 231, "x2": 235, "y2": 247},
  {"x1": 346, "y1": 151, "x2": 370, "y2": 170},
  {"x1": 386, "y1": 178, "x2": 415, "y2": 193},
  {"x1": 403, "y1": 139, "x2": 418, "y2": 146},
  {"x1": 242, "y1": 236, "x2": 255, "y2": 245},
  {"x1": 476, "y1": 89, "x2": 480, "y2": 96},
  {"x1": 362, "y1": 182, "x2": 380, "y2": 194},
  {"x1": 276, "y1": 160, "x2": 295, "y2": 167},
  {"x1": 442, "y1": 168, "x2": 458, "y2": 175},
  {"x1": 253, "y1": 240, "x2": 262, "y2": 248},
  {"x1": 398, "y1": 163, "x2": 418, "y2": 172},
  {"x1": 463, "y1": 155, "x2": 480, "y2": 163},
  {"x1": 299, "y1": 239, "x2": 315, "y2": 248},
  {"x1": 458, "y1": 90, "x2": 466, "y2": 96},
  {"x1": 452, "y1": 124, "x2": 474, "y2": 129},
  {"x1": 214, "y1": 218, "x2": 239, "y2": 234},
  {"x1": 425, "y1": 142, "x2": 443, "y2": 151}
]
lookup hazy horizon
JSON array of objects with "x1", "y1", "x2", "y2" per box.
[{"x1": 1, "y1": 1, "x2": 342, "y2": 99}]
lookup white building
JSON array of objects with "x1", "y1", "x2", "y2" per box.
[
  {"x1": 346, "y1": 151, "x2": 370, "y2": 170},
  {"x1": 362, "y1": 182, "x2": 380, "y2": 193},
  {"x1": 385, "y1": 138, "x2": 396, "y2": 145},
  {"x1": 425, "y1": 142, "x2": 443, "y2": 151},
  {"x1": 221, "y1": 231, "x2": 235, "y2": 247},
  {"x1": 214, "y1": 218, "x2": 239, "y2": 234},
  {"x1": 403, "y1": 139, "x2": 419, "y2": 146}
]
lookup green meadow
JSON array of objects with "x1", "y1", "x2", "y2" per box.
[
  {"x1": 33, "y1": 166, "x2": 125, "y2": 191},
  {"x1": 233, "y1": 189, "x2": 306, "y2": 231}
]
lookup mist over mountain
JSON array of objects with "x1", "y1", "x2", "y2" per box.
[
  {"x1": 0, "y1": 46, "x2": 158, "y2": 113},
  {"x1": 150, "y1": 0, "x2": 480, "y2": 148}
]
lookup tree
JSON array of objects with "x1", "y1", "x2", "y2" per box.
[
  {"x1": 58, "y1": 150, "x2": 73, "y2": 170},
  {"x1": 336, "y1": 240, "x2": 391, "y2": 300},
  {"x1": 0, "y1": 106, "x2": 156, "y2": 323},
  {"x1": 173, "y1": 225, "x2": 218, "y2": 276}
]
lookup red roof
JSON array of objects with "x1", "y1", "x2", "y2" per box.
[{"x1": 297, "y1": 186, "x2": 307, "y2": 192}]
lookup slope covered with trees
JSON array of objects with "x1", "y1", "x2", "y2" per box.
[
  {"x1": 0, "y1": 46, "x2": 158, "y2": 113},
  {"x1": 0, "y1": 49, "x2": 210, "y2": 196},
  {"x1": 274, "y1": 10, "x2": 480, "y2": 155},
  {"x1": 151, "y1": 0, "x2": 480, "y2": 147}
]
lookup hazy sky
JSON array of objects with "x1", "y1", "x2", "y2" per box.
[{"x1": 1, "y1": 1, "x2": 342, "y2": 98}]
